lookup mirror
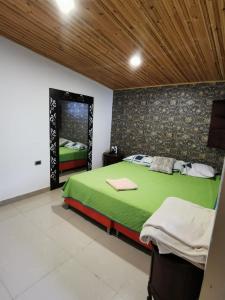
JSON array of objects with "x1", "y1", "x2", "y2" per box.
[
  {"x1": 59, "y1": 100, "x2": 89, "y2": 183},
  {"x1": 49, "y1": 88, "x2": 94, "y2": 190}
]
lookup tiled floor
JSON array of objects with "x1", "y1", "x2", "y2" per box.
[
  {"x1": 59, "y1": 168, "x2": 87, "y2": 183},
  {"x1": 0, "y1": 189, "x2": 151, "y2": 300}
]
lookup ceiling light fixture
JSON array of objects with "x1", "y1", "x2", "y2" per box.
[
  {"x1": 129, "y1": 53, "x2": 142, "y2": 68},
  {"x1": 56, "y1": 0, "x2": 75, "y2": 14}
]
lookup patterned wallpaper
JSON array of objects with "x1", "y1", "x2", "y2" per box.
[
  {"x1": 59, "y1": 100, "x2": 88, "y2": 145},
  {"x1": 111, "y1": 82, "x2": 225, "y2": 171}
]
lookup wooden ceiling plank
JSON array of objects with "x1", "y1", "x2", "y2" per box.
[
  {"x1": 176, "y1": 0, "x2": 216, "y2": 80},
  {"x1": 137, "y1": 0, "x2": 194, "y2": 81},
  {"x1": 198, "y1": 0, "x2": 221, "y2": 78},
  {"x1": 174, "y1": 0, "x2": 217, "y2": 79},
  {"x1": 107, "y1": 0, "x2": 187, "y2": 82},
  {"x1": 198, "y1": 0, "x2": 223, "y2": 78},
  {"x1": 206, "y1": 0, "x2": 225, "y2": 77},
  {"x1": 186, "y1": 0, "x2": 221, "y2": 79},
  {"x1": 94, "y1": 0, "x2": 178, "y2": 83},
  {"x1": 0, "y1": 18, "x2": 127, "y2": 89},
  {"x1": 14, "y1": 1, "x2": 163, "y2": 86},
  {"x1": 0, "y1": 0, "x2": 224, "y2": 89},
  {"x1": 155, "y1": 0, "x2": 203, "y2": 81},
  {"x1": 162, "y1": 0, "x2": 209, "y2": 81},
  {"x1": 0, "y1": 2, "x2": 144, "y2": 88}
]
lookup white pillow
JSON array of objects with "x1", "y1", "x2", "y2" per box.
[
  {"x1": 142, "y1": 156, "x2": 153, "y2": 166},
  {"x1": 132, "y1": 154, "x2": 147, "y2": 164},
  {"x1": 64, "y1": 141, "x2": 75, "y2": 149},
  {"x1": 173, "y1": 160, "x2": 187, "y2": 172},
  {"x1": 59, "y1": 138, "x2": 70, "y2": 146},
  {"x1": 123, "y1": 155, "x2": 136, "y2": 162},
  {"x1": 150, "y1": 156, "x2": 175, "y2": 174},
  {"x1": 123, "y1": 154, "x2": 153, "y2": 166},
  {"x1": 182, "y1": 163, "x2": 215, "y2": 178},
  {"x1": 73, "y1": 142, "x2": 87, "y2": 150}
]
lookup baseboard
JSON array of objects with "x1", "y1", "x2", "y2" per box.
[{"x1": 0, "y1": 187, "x2": 50, "y2": 206}]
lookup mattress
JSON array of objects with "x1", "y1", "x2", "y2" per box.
[
  {"x1": 59, "y1": 146, "x2": 87, "y2": 162},
  {"x1": 63, "y1": 162, "x2": 220, "y2": 232}
]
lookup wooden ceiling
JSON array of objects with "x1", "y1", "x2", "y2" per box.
[{"x1": 0, "y1": 0, "x2": 225, "y2": 89}]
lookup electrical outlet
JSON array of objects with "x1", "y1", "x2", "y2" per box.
[{"x1": 35, "y1": 160, "x2": 42, "y2": 166}]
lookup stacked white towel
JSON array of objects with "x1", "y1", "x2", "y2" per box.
[{"x1": 140, "y1": 197, "x2": 215, "y2": 269}]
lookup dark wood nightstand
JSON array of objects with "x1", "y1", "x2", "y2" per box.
[
  {"x1": 148, "y1": 245, "x2": 203, "y2": 300},
  {"x1": 103, "y1": 152, "x2": 123, "y2": 166}
]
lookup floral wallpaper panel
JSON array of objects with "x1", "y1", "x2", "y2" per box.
[
  {"x1": 111, "y1": 82, "x2": 225, "y2": 171},
  {"x1": 59, "y1": 100, "x2": 89, "y2": 145}
]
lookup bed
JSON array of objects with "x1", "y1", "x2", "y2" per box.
[
  {"x1": 59, "y1": 146, "x2": 87, "y2": 171},
  {"x1": 63, "y1": 161, "x2": 220, "y2": 248}
]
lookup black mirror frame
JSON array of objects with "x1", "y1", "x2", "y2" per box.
[{"x1": 49, "y1": 88, "x2": 94, "y2": 190}]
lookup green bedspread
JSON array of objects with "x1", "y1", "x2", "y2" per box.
[
  {"x1": 63, "y1": 162, "x2": 220, "y2": 232},
  {"x1": 59, "y1": 147, "x2": 87, "y2": 162}
]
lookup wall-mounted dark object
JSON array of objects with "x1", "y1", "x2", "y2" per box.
[{"x1": 208, "y1": 100, "x2": 225, "y2": 150}]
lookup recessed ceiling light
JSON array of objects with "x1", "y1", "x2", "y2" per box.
[
  {"x1": 56, "y1": 0, "x2": 75, "y2": 14},
  {"x1": 129, "y1": 54, "x2": 142, "y2": 68}
]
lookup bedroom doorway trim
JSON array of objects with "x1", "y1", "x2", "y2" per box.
[{"x1": 49, "y1": 88, "x2": 94, "y2": 190}]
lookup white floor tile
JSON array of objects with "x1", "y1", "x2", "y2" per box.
[
  {"x1": 22, "y1": 202, "x2": 70, "y2": 230},
  {"x1": 50, "y1": 201, "x2": 76, "y2": 219},
  {"x1": 110, "y1": 271, "x2": 149, "y2": 300},
  {"x1": 16, "y1": 258, "x2": 116, "y2": 300},
  {"x1": 0, "y1": 281, "x2": 12, "y2": 300},
  {"x1": 75, "y1": 238, "x2": 149, "y2": 291},
  {"x1": 59, "y1": 168, "x2": 87, "y2": 183},
  {"x1": 0, "y1": 204, "x2": 20, "y2": 223},
  {"x1": 12, "y1": 194, "x2": 53, "y2": 213},
  {"x1": 46, "y1": 219, "x2": 93, "y2": 256},
  {"x1": 0, "y1": 189, "x2": 150, "y2": 299},
  {"x1": 0, "y1": 216, "x2": 71, "y2": 297},
  {"x1": 0, "y1": 215, "x2": 41, "y2": 257},
  {"x1": 95, "y1": 233, "x2": 151, "y2": 274},
  {"x1": 116, "y1": 274, "x2": 149, "y2": 300},
  {"x1": 67, "y1": 211, "x2": 109, "y2": 241},
  {"x1": 110, "y1": 294, "x2": 124, "y2": 300}
]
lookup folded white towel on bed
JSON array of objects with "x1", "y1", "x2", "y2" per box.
[
  {"x1": 140, "y1": 197, "x2": 215, "y2": 267},
  {"x1": 106, "y1": 178, "x2": 138, "y2": 191}
]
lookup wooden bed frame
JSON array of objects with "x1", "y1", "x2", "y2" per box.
[
  {"x1": 59, "y1": 159, "x2": 87, "y2": 172},
  {"x1": 64, "y1": 197, "x2": 152, "y2": 250}
]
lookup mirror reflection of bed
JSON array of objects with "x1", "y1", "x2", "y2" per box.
[{"x1": 59, "y1": 100, "x2": 88, "y2": 184}]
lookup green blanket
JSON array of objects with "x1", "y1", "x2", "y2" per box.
[
  {"x1": 59, "y1": 147, "x2": 87, "y2": 162},
  {"x1": 63, "y1": 162, "x2": 220, "y2": 232}
]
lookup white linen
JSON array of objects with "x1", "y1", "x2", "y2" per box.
[
  {"x1": 64, "y1": 141, "x2": 75, "y2": 149},
  {"x1": 65, "y1": 141, "x2": 87, "y2": 150},
  {"x1": 123, "y1": 155, "x2": 135, "y2": 162},
  {"x1": 140, "y1": 197, "x2": 215, "y2": 267},
  {"x1": 123, "y1": 154, "x2": 153, "y2": 166},
  {"x1": 141, "y1": 226, "x2": 207, "y2": 267},
  {"x1": 59, "y1": 137, "x2": 70, "y2": 146},
  {"x1": 150, "y1": 156, "x2": 175, "y2": 174},
  {"x1": 182, "y1": 163, "x2": 215, "y2": 178},
  {"x1": 142, "y1": 156, "x2": 153, "y2": 166},
  {"x1": 173, "y1": 160, "x2": 187, "y2": 171},
  {"x1": 73, "y1": 142, "x2": 87, "y2": 149}
]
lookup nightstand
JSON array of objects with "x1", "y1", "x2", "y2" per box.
[
  {"x1": 103, "y1": 152, "x2": 123, "y2": 166},
  {"x1": 148, "y1": 245, "x2": 203, "y2": 300}
]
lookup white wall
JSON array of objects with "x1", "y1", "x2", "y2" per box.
[
  {"x1": 200, "y1": 159, "x2": 225, "y2": 300},
  {"x1": 0, "y1": 37, "x2": 113, "y2": 201}
]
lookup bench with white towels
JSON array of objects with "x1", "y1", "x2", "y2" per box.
[{"x1": 140, "y1": 196, "x2": 215, "y2": 269}]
